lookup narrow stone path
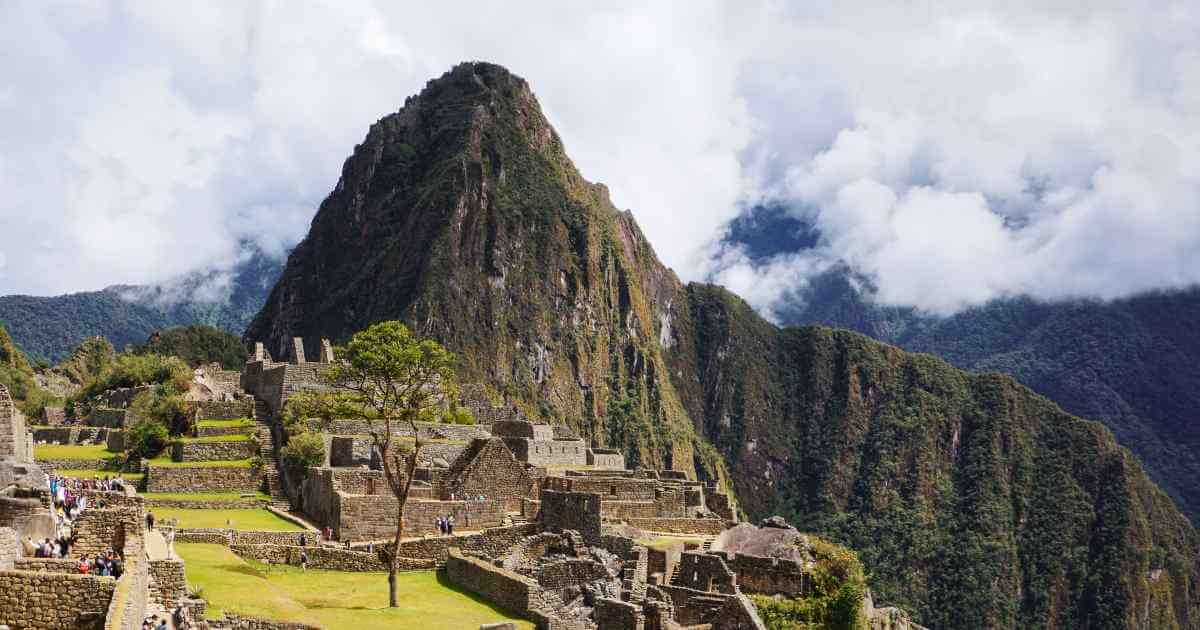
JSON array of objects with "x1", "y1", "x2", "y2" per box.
[{"x1": 145, "y1": 529, "x2": 171, "y2": 560}]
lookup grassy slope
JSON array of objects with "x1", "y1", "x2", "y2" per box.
[{"x1": 177, "y1": 543, "x2": 533, "y2": 629}]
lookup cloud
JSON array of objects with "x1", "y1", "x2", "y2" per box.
[
  {"x1": 708, "y1": 2, "x2": 1200, "y2": 315},
  {"x1": 1, "y1": 2, "x2": 1197, "y2": 318},
  {"x1": 0, "y1": 1, "x2": 750, "y2": 296}
]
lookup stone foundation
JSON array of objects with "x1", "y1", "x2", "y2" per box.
[
  {"x1": 171, "y1": 440, "x2": 256, "y2": 462},
  {"x1": 0, "y1": 570, "x2": 115, "y2": 629},
  {"x1": 144, "y1": 465, "x2": 263, "y2": 493}
]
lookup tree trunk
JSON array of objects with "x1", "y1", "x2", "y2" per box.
[{"x1": 389, "y1": 500, "x2": 405, "y2": 607}]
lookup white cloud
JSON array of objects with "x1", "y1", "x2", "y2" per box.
[
  {"x1": 0, "y1": 1, "x2": 750, "y2": 295},
  {"x1": 0, "y1": 1, "x2": 1197, "y2": 319},
  {"x1": 710, "y1": 1, "x2": 1200, "y2": 315}
]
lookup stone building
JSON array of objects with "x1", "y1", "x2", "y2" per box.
[
  {"x1": 0, "y1": 385, "x2": 33, "y2": 463},
  {"x1": 492, "y1": 420, "x2": 588, "y2": 467}
]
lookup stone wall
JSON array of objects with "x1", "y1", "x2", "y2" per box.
[
  {"x1": 106, "y1": 429, "x2": 127, "y2": 452},
  {"x1": 334, "y1": 494, "x2": 505, "y2": 541},
  {"x1": 619, "y1": 518, "x2": 727, "y2": 536},
  {"x1": 145, "y1": 465, "x2": 263, "y2": 493},
  {"x1": 0, "y1": 385, "x2": 31, "y2": 462},
  {"x1": 321, "y1": 419, "x2": 490, "y2": 442},
  {"x1": 502, "y1": 437, "x2": 588, "y2": 467},
  {"x1": 386, "y1": 524, "x2": 540, "y2": 563},
  {"x1": 0, "y1": 570, "x2": 115, "y2": 629},
  {"x1": 0, "y1": 494, "x2": 55, "y2": 540},
  {"x1": 149, "y1": 558, "x2": 187, "y2": 610},
  {"x1": 104, "y1": 534, "x2": 149, "y2": 630},
  {"x1": 229, "y1": 543, "x2": 437, "y2": 572},
  {"x1": 672, "y1": 552, "x2": 738, "y2": 594},
  {"x1": 171, "y1": 440, "x2": 256, "y2": 462},
  {"x1": 0, "y1": 528, "x2": 19, "y2": 571},
  {"x1": 446, "y1": 548, "x2": 543, "y2": 618},
  {"x1": 87, "y1": 407, "x2": 130, "y2": 428},
  {"x1": 194, "y1": 400, "x2": 253, "y2": 421},
  {"x1": 440, "y1": 438, "x2": 535, "y2": 512},
  {"x1": 73, "y1": 507, "x2": 140, "y2": 557},
  {"x1": 14, "y1": 558, "x2": 77, "y2": 573},
  {"x1": 540, "y1": 490, "x2": 601, "y2": 546},
  {"x1": 586, "y1": 449, "x2": 624, "y2": 470},
  {"x1": 210, "y1": 613, "x2": 321, "y2": 630},
  {"x1": 32, "y1": 427, "x2": 111, "y2": 445},
  {"x1": 723, "y1": 553, "x2": 810, "y2": 596},
  {"x1": 38, "y1": 458, "x2": 113, "y2": 471},
  {"x1": 594, "y1": 597, "x2": 644, "y2": 630},
  {"x1": 144, "y1": 497, "x2": 267, "y2": 510},
  {"x1": 172, "y1": 529, "x2": 317, "y2": 547},
  {"x1": 329, "y1": 437, "x2": 373, "y2": 467}
]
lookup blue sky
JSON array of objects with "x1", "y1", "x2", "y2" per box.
[{"x1": 1, "y1": 1, "x2": 1197, "y2": 318}]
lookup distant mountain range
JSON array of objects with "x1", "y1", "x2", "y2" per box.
[
  {"x1": 0, "y1": 244, "x2": 284, "y2": 364},
  {"x1": 726, "y1": 204, "x2": 1200, "y2": 524}
]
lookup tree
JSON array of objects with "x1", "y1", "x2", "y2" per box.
[{"x1": 292, "y1": 321, "x2": 457, "y2": 607}]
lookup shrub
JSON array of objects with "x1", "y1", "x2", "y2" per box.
[
  {"x1": 129, "y1": 387, "x2": 192, "y2": 436},
  {"x1": 128, "y1": 420, "x2": 169, "y2": 459},
  {"x1": 280, "y1": 432, "x2": 325, "y2": 482},
  {"x1": 75, "y1": 352, "x2": 191, "y2": 403},
  {"x1": 442, "y1": 406, "x2": 475, "y2": 425},
  {"x1": 133, "y1": 325, "x2": 248, "y2": 370}
]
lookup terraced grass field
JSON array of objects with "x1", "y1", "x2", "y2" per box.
[
  {"x1": 176, "y1": 543, "x2": 532, "y2": 629},
  {"x1": 34, "y1": 443, "x2": 119, "y2": 460},
  {"x1": 151, "y1": 508, "x2": 303, "y2": 531}
]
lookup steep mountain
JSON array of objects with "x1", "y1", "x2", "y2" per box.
[
  {"x1": 245, "y1": 62, "x2": 1200, "y2": 629},
  {"x1": 726, "y1": 205, "x2": 1200, "y2": 524},
  {"x1": 0, "y1": 244, "x2": 284, "y2": 363}
]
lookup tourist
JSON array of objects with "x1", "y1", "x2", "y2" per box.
[
  {"x1": 300, "y1": 550, "x2": 309, "y2": 571},
  {"x1": 155, "y1": 617, "x2": 168, "y2": 630},
  {"x1": 298, "y1": 532, "x2": 306, "y2": 547},
  {"x1": 435, "y1": 516, "x2": 444, "y2": 535},
  {"x1": 367, "y1": 542, "x2": 375, "y2": 554},
  {"x1": 447, "y1": 515, "x2": 455, "y2": 535},
  {"x1": 146, "y1": 511, "x2": 155, "y2": 531}
]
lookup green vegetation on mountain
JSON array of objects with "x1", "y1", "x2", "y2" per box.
[
  {"x1": 133, "y1": 324, "x2": 248, "y2": 369},
  {"x1": 779, "y1": 269, "x2": 1200, "y2": 524},
  {"x1": 242, "y1": 62, "x2": 1199, "y2": 628},
  {"x1": 0, "y1": 322, "x2": 60, "y2": 417},
  {"x1": 0, "y1": 245, "x2": 283, "y2": 364},
  {"x1": 676, "y1": 285, "x2": 1200, "y2": 628},
  {"x1": 751, "y1": 536, "x2": 867, "y2": 630}
]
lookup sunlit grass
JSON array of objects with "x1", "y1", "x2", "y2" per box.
[
  {"x1": 176, "y1": 543, "x2": 533, "y2": 629},
  {"x1": 152, "y1": 508, "x2": 303, "y2": 531}
]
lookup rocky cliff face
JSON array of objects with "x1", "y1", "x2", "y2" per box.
[
  {"x1": 244, "y1": 62, "x2": 716, "y2": 479},
  {"x1": 245, "y1": 62, "x2": 1199, "y2": 629}
]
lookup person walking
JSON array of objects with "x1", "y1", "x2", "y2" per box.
[
  {"x1": 447, "y1": 515, "x2": 455, "y2": 536},
  {"x1": 300, "y1": 550, "x2": 309, "y2": 571},
  {"x1": 146, "y1": 511, "x2": 155, "y2": 531}
]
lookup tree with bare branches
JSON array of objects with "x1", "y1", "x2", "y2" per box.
[{"x1": 290, "y1": 321, "x2": 457, "y2": 607}]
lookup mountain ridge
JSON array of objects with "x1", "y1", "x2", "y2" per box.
[{"x1": 241, "y1": 61, "x2": 1199, "y2": 628}]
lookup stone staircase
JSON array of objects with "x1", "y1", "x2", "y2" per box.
[{"x1": 253, "y1": 398, "x2": 289, "y2": 510}]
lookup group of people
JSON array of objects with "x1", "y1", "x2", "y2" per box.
[
  {"x1": 23, "y1": 534, "x2": 73, "y2": 559},
  {"x1": 435, "y1": 514, "x2": 456, "y2": 535},
  {"x1": 76, "y1": 548, "x2": 124, "y2": 577}
]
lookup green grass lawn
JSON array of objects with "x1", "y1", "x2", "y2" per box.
[
  {"x1": 197, "y1": 418, "x2": 255, "y2": 428},
  {"x1": 152, "y1": 508, "x2": 304, "y2": 531},
  {"x1": 140, "y1": 491, "x2": 270, "y2": 503},
  {"x1": 176, "y1": 434, "x2": 252, "y2": 443},
  {"x1": 635, "y1": 536, "x2": 704, "y2": 550},
  {"x1": 35, "y1": 443, "x2": 120, "y2": 460},
  {"x1": 54, "y1": 469, "x2": 144, "y2": 481},
  {"x1": 176, "y1": 543, "x2": 532, "y2": 629},
  {"x1": 146, "y1": 457, "x2": 254, "y2": 468}
]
